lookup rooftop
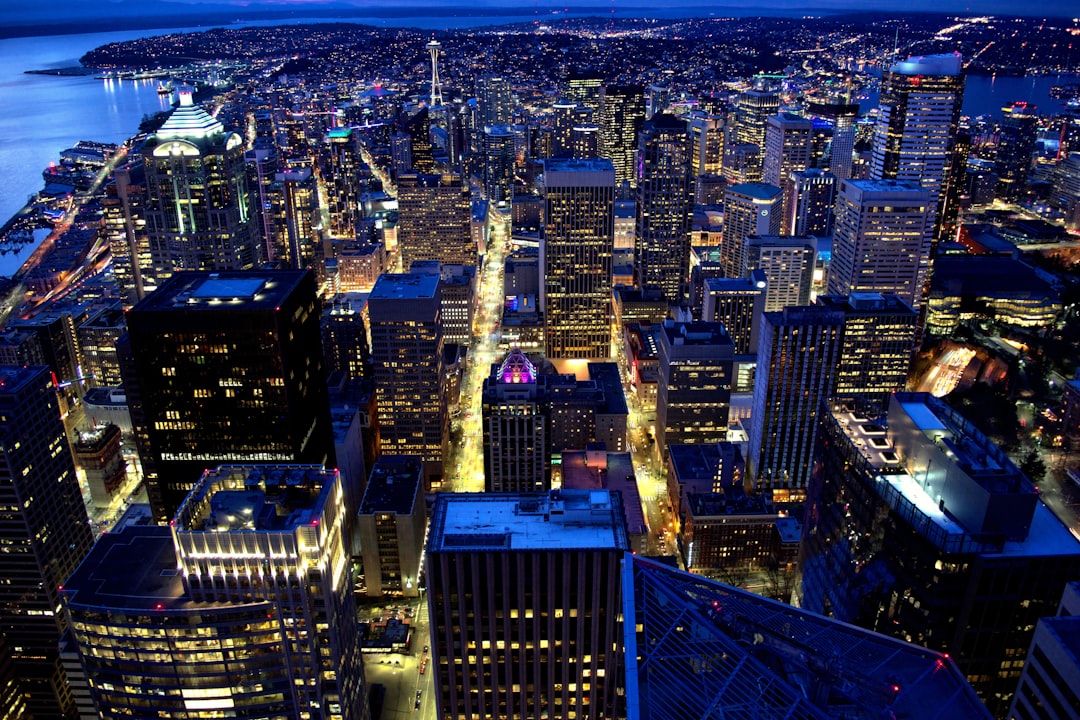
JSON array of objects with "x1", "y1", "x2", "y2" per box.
[
  {"x1": 428, "y1": 490, "x2": 629, "y2": 553},
  {"x1": 727, "y1": 182, "x2": 783, "y2": 201},
  {"x1": 359, "y1": 456, "x2": 423, "y2": 515},
  {"x1": 0, "y1": 365, "x2": 47, "y2": 396},
  {"x1": 369, "y1": 273, "x2": 440, "y2": 301},
  {"x1": 132, "y1": 271, "x2": 310, "y2": 313},
  {"x1": 892, "y1": 53, "x2": 964, "y2": 77},
  {"x1": 156, "y1": 91, "x2": 226, "y2": 140}
]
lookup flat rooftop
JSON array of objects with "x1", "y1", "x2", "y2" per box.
[
  {"x1": 0, "y1": 365, "x2": 48, "y2": 396},
  {"x1": 133, "y1": 270, "x2": 310, "y2": 312},
  {"x1": 369, "y1": 273, "x2": 440, "y2": 301},
  {"x1": 360, "y1": 456, "x2": 423, "y2": 515},
  {"x1": 727, "y1": 182, "x2": 782, "y2": 201},
  {"x1": 428, "y1": 490, "x2": 629, "y2": 552}
]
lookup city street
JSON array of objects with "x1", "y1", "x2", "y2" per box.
[{"x1": 360, "y1": 596, "x2": 435, "y2": 720}]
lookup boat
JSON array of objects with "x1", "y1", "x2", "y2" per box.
[{"x1": 157, "y1": 83, "x2": 174, "y2": 95}]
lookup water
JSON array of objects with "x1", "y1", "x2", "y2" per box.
[{"x1": 860, "y1": 72, "x2": 1080, "y2": 119}]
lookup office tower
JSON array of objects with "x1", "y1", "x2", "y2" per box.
[
  {"x1": 722, "y1": 143, "x2": 762, "y2": 185},
  {"x1": 481, "y1": 349, "x2": 550, "y2": 492},
  {"x1": 763, "y1": 112, "x2": 812, "y2": 189},
  {"x1": 484, "y1": 126, "x2": 516, "y2": 206},
  {"x1": 636, "y1": 113, "x2": 694, "y2": 303},
  {"x1": 870, "y1": 54, "x2": 965, "y2": 238},
  {"x1": 411, "y1": 262, "x2": 476, "y2": 347},
  {"x1": 552, "y1": 99, "x2": 591, "y2": 157},
  {"x1": 479, "y1": 74, "x2": 513, "y2": 126},
  {"x1": 656, "y1": 321, "x2": 734, "y2": 453},
  {"x1": 368, "y1": 273, "x2": 447, "y2": 487},
  {"x1": 103, "y1": 161, "x2": 151, "y2": 305},
  {"x1": 783, "y1": 168, "x2": 836, "y2": 236},
  {"x1": 748, "y1": 305, "x2": 843, "y2": 498},
  {"x1": 396, "y1": 173, "x2": 475, "y2": 268},
  {"x1": 646, "y1": 84, "x2": 670, "y2": 119},
  {"x1": 357, "y1": 455, "x2": 426, "y2": 597},
  {"x1": 566, "y1": 71, "x2": 605, "y2": 113},
  {"x1": 142, "y1": 89, "x2": 256, "y2": 280},
  {"x1": 325, "y1": 126, "x2": 363, "y2": 237},
  {"x1": 527, "y1": 124, "x2": 553, "y2": 160},
  {"x1": 62, "y1": 465, "x2": 368, "y2": 720},
  {"x1": 390, "y1": 131, "x2": 413, "y2": 178},
  {"x1": 808, "y1": 98, "x2": 859, "y2": 179},
  {"x1": 77, "y1": 302, "x2": 126, "y2": 387},
  {"x1": 1054, "y1": 152, "x2": 1080, "y2": 229},
  {"x1": 426, "y1": 490, "x2": 627, "y2": 720},
  {"x1": 687, "y1": 112, "x2": 726, "y2": 177},
  {"x1": 270, "y1": 166, "x2": 320, "y2": 269},
  {"x1": 996, "y1": 101, "x2": 1038, "y2": 200},
  {"x1": 598, "y1": 84, "x2": 645, "y2": 189},
  {"x1": 734, "y1": 87, "x2": 780, "y2": 148},
  {"x1": 0, "y1": 366, "x2": 93, "y2": 719},
  {"x1": 803, "y1": 394, "x2": 1080, "y2": 716},
  {"x1": 701, "y1": 272, "x2": 766, "y2": 354},
  {"x1": 542, "y1": 158, "x2": 615, "y2": 359},
  {"x1": 428, "y1": 39, "x2": 444, "y2": 107},
  {"x1": 720, "y1": 182, "x2": 782, "y2": 278},
  {"x1": 120, "y1": 270, "x2": 336, "y2": 522},
  {"x1": 246, "y1": 145, "x2": 278, "y2": 263},
  {"x1": 398, "y1": 106, "x2": 436, "y2": 173},
  {"x1": 322, "y1": 293, "x2": 370, "y2": 381},
  {"x1": 8, "y1": 311, "x2": 81, "y2": 390},
  {"x1": 1009, "y1": 582, "x2": 1080, "y2": 720},
  {"x1": 829, "y1": 179, "x2": 934, "y2": 308},
  {"x1": 569, "y1": 124, "x2": 600, "y2": 158},
  {"x1": 816, "y1": 293, "x2": 917, "y2": 405},
  {"x1": 965, "y1": 157, "x2": 999, "y2": 205},
  {"x1": 744, "y1": 234, "x2": 817, "y2": 311},
  {"x1": 629, "y1": 556, "x2": 991, "y2": 720}
]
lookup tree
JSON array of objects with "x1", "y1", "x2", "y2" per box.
[{"x1": 1018, "y1": 446, "x2": 1047, "y2": 484}]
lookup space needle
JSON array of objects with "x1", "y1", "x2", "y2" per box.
[{"x1": 427, "y1": 39, "x2": 444, "y2": 107}]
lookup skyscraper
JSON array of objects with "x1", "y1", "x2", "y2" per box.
[
  {"x1": 783, "y1": 168, "x2": 836, "y2": 236},
  {"x1": 566, "y1": 71, "x2": 604, "y2": 113},
  {"x1": 720, "y1": 182, "x2": 782, "y2": 278},
  {"x1": 808, "y1": 97, "x2": 859, "y2": 180},
  {"x1": 426, "y1": 490, "x2": 628, "y2": 720},
  {"x1": 368, "y1": 273, "x2": 447, "y2": 487},
  {"x1": 598, "y1": 85, "x2": 646, "y2": 189},
  {"x1": 396, "y1": 173, "x2": 475, "y2": 268},
  {"x1": 120, "y1": 270, "x2": 336, "y2": 521},
  {"x1": 656, "y1": 321, "x2": 735, "y2": 453},
  {"x1": 478, "y1": 74, "x2": 514, "y2": 126},
  {"x1": 481, "y1": 349, "x2": 549, "y2": 492},
  {"x1": 829, "y1": 179, "x2": 934, "y2": 308},
  {"x1": 763, "y1": 112, "x2": 812, "y2": 189},
  {"x1": 700, "y1": 272, "x2": 767, "y2": 355},
  {"x1": 269, "y1": 166, "x2": 320, "y2": 269},
  {"x1": 484, "y1": 125, "x2": 516, "y2": 207},
  {"x1": 687, "y1": 111, "x2": 725, "y2": 177},
  {"x1": 748, "y1": 305, "x2": 844, "y2": 498},
  {"x1": 0, "y1": 366, "x2": 94, "y2": 719},
  {"x1": 62, "y1": 465, "x2": 368, "y2": 720},
  {"x1": 325, "y1": 126, "x2": 363, "y2": 238},
  {"x1": 103, "y1": 161, "x2": 151, "y2": 305},
  {"x1": 996, "y1": 101, "x2": 1039, "y2": 201},
  {"x1": 542, "y1": 158, "x2": 615, "y2": 359},
  {"x1": 734, "y1": 87, "x2": 780, "y2": 149},
  {"x1": 744, "y1": 234, "x2": 817, "y2": 312},
  {"x1": 803, "y1": 394, "x2": 1080, "y2": 716},
  {"x1": 870, "y1": 54, "x2": 966, "y2": 238},
  {"x1": 142, "y1": 88, "x2": 256, "y2": 281},
  {"x1": 636, "y1": 113, "x2": 694, "y2": 303},
  {"x1": 357, "y1": 455, "x2": 427, "y2": 597}
]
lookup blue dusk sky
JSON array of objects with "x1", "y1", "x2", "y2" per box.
[{"x1": 3, "y1": 0, "x2": 1079, "y2": 22}]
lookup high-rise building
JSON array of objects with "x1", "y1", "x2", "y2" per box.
[
  {"x1": 246, "y1": 145, "x2": 278, "y2": 264},
  {"x1": 636, "y1": 114, "x2": 694, "y2": 303},
  {"x1": 748, "y1": 305, "x2": 844, "y2": 498},
  {"x1": 816, "y1": 293, "x2": 918, "y2": 405},
  {"x1": 566, "y1": 71, "x2": 605, "y2": 113},
  {"x1": 542, "y1": 158, "x2": 615, "y2": 359},
  {"x1": 368, "y1": 273, "x2": 447, "y2": 487},
  {"x1": 1009, "y1": 582, "x2": 1080, "y2": 720},
  {"x1": 569, "y1": 124, "x2": 600, "y2": 159},
  {"x1": 803, "y1": 394, "x2": 1080, "y2": 716},
  {"x1": 103, "y1": 161, "x2": 151, "y2": 305},
  {"x1": 744, "y1": 234, "x2": 817, "y2": 312},
  {"x1": 763, "y1": 112, "x2": 812, "y2": 189},
  {"x1": 481, "y1": 349, "x2": 549, "y2": 492},
  {"x1": 734, "y1": 88, "x2": 780, "y2": 149},
  {"x1": 62, "y1": 465, "x2": 368, "y2": 720},
  {"x1": 479, "y1": 74, "x2": 514, "y2": 126},
  {"x1": 325, "y1": 126, "x2": 363, "y2": 238},
  {"x1": 142, "y1": 88, "x2": 256, "y2": 281},
  {"x1": 700, "y1": 272, "x2": 767, "y2": 355},
  {"x1": 598, "y1": 85, "x2": 645, "y2": 189},
  {"x1": 426, "y1": 490, "x2": 628, "y2": 720},
  {"x1": 396, "y1": 173, "x2": 475, "y2": 268},
  {"x1": 0, "y1": 366, "x2": 93, "y2": 719},
  {"x1": 996, "y1": 101, "x2": 1039, "y2": 201},
  {"x1": 484, "y1": 126, "x2": 516, "y2": 207},
  {"x1": 870, "y1": 54, "x2": 966, "y2": 239},
  {"x1": 77, "y1": 302, "x2": 126, "y2": 388},
  {"x1": 357, "y1": 455, "x2": 427, "y2": 597},
  {"x1": 808, "y1": 98, "x2": 859, "y2": 180},
  {"x1": 720, "y1": 182, "x2": 782, "y2": 278},
  {"x1": 269, "y1": 166, "x2": 321, "y2": 269},
  {"x1": 552, "y1": 100, "x2": 591, "y2": 157},
  {"x1": 398, "y1": 106, "x2": 436, "y2": 173},
  {"x1": 687, "y1": 112, "x2": 725, "y2": 176},
  {"x1": 656, "y1": 321, "x2": 734, "y2": 453},
  {"x1": 321, "y1": 292, "x2": 370, "y2": 381},
  {"x1": 829, "y1": 179, "x2": 934, "y2": 308},
  {"x1": 120, "y1": 270, "x2": 335, "y2": 521},
  {"x1": 783, "y1": 168, "x2": 836, "y2": 236}
]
